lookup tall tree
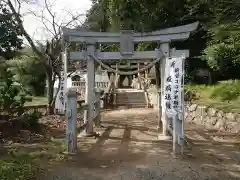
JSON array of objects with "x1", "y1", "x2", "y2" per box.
[
  {"x1": 84, "y1": 0, "x2": 240, "y2": 82},
  {"x1": 5, "y1": 0, "x2": 83, "y2": 114},
  {"x1": 202, "y1": 0, "x2": 240, "y2": 80},
  {"x1": 0, "y1": 1, "x2": 23, "y2": 59}
]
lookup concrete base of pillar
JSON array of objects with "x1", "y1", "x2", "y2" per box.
[
  {"x1": 94, "y1": 115, "x2": 102, "y2": 128},
  {"x1": 156, "y1": 134, "x2": 172, "y2": 141},
  {"x1": 170, "y1": 152, "x2": 184, "y2": 159},
  {"x1": 78, "y1": 131, "x2": 100, "y2": 138},
  {"x1": 63, "y1": 151, "x2": 77, "y2": 155}
]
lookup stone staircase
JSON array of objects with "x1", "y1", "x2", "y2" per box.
[{"x1": 115, "y1": 89, "x2": 147, "y2": 108}]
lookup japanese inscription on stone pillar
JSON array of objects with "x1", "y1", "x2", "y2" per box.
[
  {"x1": 56, "y1": 52, "x2": 67, "y2": 115},
  {"x1": 163, "y1": 57, "x2": 184, "y2": 114},
  {"x1": 59, "y1": 70, "x2": 65, "y2": 106}
]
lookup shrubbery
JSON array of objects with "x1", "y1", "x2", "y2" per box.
[
  {"x1": 186, "y1": 80, "x2": 240, "y2": 102},
  {"x1": 7, "y1": 55, "x2": 46, "y2": 96},
  {"x1": 23, "y1": 111, "x2": 42, "y2": 130},
  {"x1": 0, "y1": 155, "x2": 41, "y2": 180},
  {"x1": 0, "y1": 67, "x2": 30, "y2": 117},
  {"x1": 211, "y1": 80, "x2": 240, "y2": 101}
]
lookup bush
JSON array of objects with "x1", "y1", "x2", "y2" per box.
[
  {"x1": 202, "y1": 40, "x2": 240, "y2": 80},
  {"x1": 7, "y1": 55, "x2": 46, "y2": 96},
  {"x1": 211, "y1": 80, "x2": 240, "y2": 101},
  {"x1": 23, "y1": 111, "x2": 42, "y2": 129},
  {"x1": 0, "y1": 68, "x2": 30, "y2": 117}
]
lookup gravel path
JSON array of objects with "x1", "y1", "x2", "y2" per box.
[{"x1": 45, "y1": 108, "x2": 240, "y2": 180}]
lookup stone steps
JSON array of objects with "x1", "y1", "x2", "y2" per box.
[{"x1": 116, "y1": 89, "x2": 146, "y2": 108}]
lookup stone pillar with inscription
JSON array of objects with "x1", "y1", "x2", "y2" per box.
[{"x1": 56, "y1": 49, "x2": 68, "y2": 115}]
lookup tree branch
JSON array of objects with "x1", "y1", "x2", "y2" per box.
[
  {"x1": 44, "y1": 0, "x2": 58, "y2": 37},
  {"x1": 7, "y1": 0, "x2": 43, "y2": 58}
]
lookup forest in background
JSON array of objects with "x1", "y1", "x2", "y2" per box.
[
  {"x1": 1, "y1": 1, "x2": 240, "y2": 179},
  {"x1": 1, "y1": 0, "x2": 240, "y2": 111}
]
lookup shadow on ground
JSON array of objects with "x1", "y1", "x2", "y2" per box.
[{"x1": 45, "y1": 108, "x2": 240, "y2": 180}]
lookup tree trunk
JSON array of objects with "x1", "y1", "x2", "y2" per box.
[
  {"x1": 46, "y1": 71, "x2": 54, "y2": 114},
  {"x1": 51, "y1": 73, "x2": 61, "y2": 112},
  {"x1": 155, "y1": 61, "x2": 161, "y2": 89},
  {"x1": 155, "y1": 61, "x2": 161, "y2": 130}
]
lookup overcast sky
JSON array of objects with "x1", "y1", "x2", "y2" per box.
[{"x1": 20, "y1": 0, "x2": 92, "y2": 43}]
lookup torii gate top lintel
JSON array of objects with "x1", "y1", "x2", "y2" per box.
[
  {"x1": 63, "y1": 22, "x2": 198, "y2": 60},
  {"x1": 62, "y1": 21, "x2": 199, "y2": 43}
]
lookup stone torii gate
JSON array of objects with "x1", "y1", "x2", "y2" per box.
[{"x1": 61, "y1": 22, "x2": 199, "y2": 155}]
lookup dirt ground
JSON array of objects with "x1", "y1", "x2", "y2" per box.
[{"x1": 44, "y1": 108, "x2": 240, "y2": 180}]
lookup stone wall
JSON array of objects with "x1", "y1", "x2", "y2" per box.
[
  {"x1": 147, "y1": 91, "x2": 240, "y2": 133},
  {"x1": 185, "y1": 104, "x2": 240, "y2": 133}
]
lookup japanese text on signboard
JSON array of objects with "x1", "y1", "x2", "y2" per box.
[{"x1": 163, "y1": 57, "x2": 183, "y2": 113}]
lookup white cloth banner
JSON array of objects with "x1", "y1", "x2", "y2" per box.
[{"x1": 163, "y1": 57, "x2": 184, "y2": 115}]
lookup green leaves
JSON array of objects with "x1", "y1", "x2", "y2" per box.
[
  {"x1": 7, "y1": 55, "x2": 46, "y2": 96},
  {"x1": 0, "y1": 154, "x2": 40, "y2": 180},
  {"x1": 84, "y1": 0, "x2": 240, "y2": 82},
  {"x1": 211, "y1": 80, "x2": 240, "y2": 101},
  {"x1": 0, "y1": 2, "x2": 23, "y2": 59},
  {"x1": 202, "y1": 41, "x2": 240, "y2": 79},
  {"x1": 0, "y1": 67, "x2": 30, "y2": 117}
]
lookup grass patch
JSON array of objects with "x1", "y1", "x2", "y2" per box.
[
  {"x1": 25, "y1": 96, "x2": 48, "y2": 106},
  {"x1": 0, "y1": 153, "x2": 42, "y2": 180},
  {"x1": 0, "y1": 141, "x2": 67, "y2": 180},
  {"x1": 185, "y1": 80, "x2": 240, "y2": 113}
]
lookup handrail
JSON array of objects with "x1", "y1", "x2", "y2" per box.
[{"x1": 139, "y1": 78, "x2": 150, "y2": 108}]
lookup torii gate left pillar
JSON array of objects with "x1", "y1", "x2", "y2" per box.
[
  {"x1": 159, "y1": 42, "x2": 170, "y2": 138},
  {"x1": 83, "y1": 40, "x2": 96, "y2": 135}
]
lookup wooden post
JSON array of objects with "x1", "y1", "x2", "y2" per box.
[
  {"x1": 158, "y1": 42, "x2": 171, "y2": 140},
  {"x1": 94, "y1": 88, "x2": 101, "y2": 127},
  {"x1": 84, "y1": 41, "x2": 96, "y2": 135},
  {"x1": 66, "y1": 89, "x2": 77, "y2": 153},
  {"x1": 137, "y1": 62, "x2": 141, "y2": 89},
  {"x1": 144, "y1": 62, "x2": 148, "y2": 79},
  {"x1": 172, "y1": 113, "x2": 184, "y2": 156},
  {"x1": 155, "y1": 51, "x2": 161, "y2": 131},
  {"x1": 115, "y1": 62, "x2": 119, "y2": 88},
  {"x1": 169, "y1": 50, "x2": 186, "y2": 156},
  {"x1": 113, "y1": 90, "x2": 117, "y2": 108}
]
